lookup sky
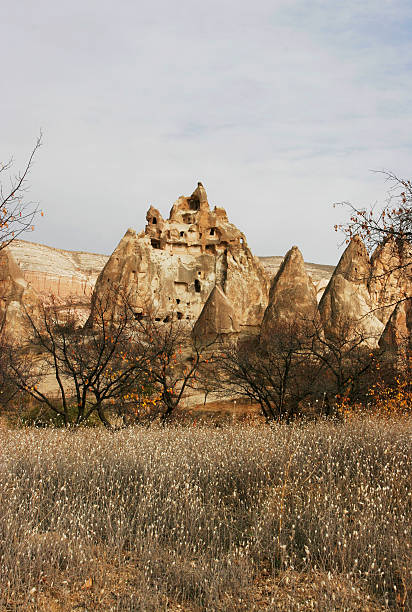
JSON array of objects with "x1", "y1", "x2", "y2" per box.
[{"x1": 2, "y1": 0, "x2": 412, "y2": 264}]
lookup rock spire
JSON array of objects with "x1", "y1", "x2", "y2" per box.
[
  {"x1": 260, "y1": 246, "x2": 318, "y2": 339},
  {"x1": 192, "y1": 285, "x2": 239, "y2": 343}
]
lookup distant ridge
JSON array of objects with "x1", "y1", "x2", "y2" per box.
[{"x1": 258, "y1": 255, "x2": 335, "y2": 283}]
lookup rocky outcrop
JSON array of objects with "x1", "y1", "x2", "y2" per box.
[
  {"x1": 258, "y1": 256, "x2": 334, "y2": 302},
  {"x1": 369, "y1": 236, "x2": 412, "y2": 325},
  {"x1": 192, "y1": 286, "x2": 239, "y2": 344},
  {"x1": 318, "y1": 237, "x2": 385, "y2": 346},
  {"x1": 260, "y1": 246, "x2": 318, "y2": 339},
  {"x1": 90, "y1": 183, "x2": 269, "y2": 328},
  {"x1": 8, "y1": 240, "x2": 109, "y2": 324},
  {"x1": 8, "y1": 240, "x2": 108, "y2": 304},
  {"x1": 0, "y1": 247, "x2": 41, "y2": 340},
  {"x1": 379, "y1": 297, "x2": 412, "y2": 356}
]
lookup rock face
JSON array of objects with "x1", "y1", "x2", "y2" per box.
[
  {"x1": 91, "y1": 183, "x2": 269, "y2": 329},
  {"x1": 260, "y1": 246, "x2": 318, "y2": 339},
  {"x1": 258, "y1": 256, "x2": 334, "y2": 302},
  {"x1": 318, "y1": 237, "x2": 385, "y2": 345},
  {"x1": 379, "y1": 297, "x2": 412, "y2": 356},
  {"x1": 0, "y1": 247, "x2": 41, "y2": 339},
  {"x1": 8, "y1": 240, "x2": 108, "y2": 304},
  {"x1": 369, "y1": 236, "x2": 412, "y2": 325},
  {"x1": 8, "y1": 240, "x2": 109, "y2": 323},
  {"x1": 192, "y1": 286, "x2": 240, "y2": 344}
]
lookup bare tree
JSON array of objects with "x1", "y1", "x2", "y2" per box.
[
  {"x1": 5, "y1": 295, "x2": 150, "y2": 427},
  {"x1": 308, "y1": 317, "x2": 380, "y2": 414},
  {"x1": 0, "y1": 135, "x2": 42, "y2": 249},
  {"x1": 211, "y1": 322, "x2": 323, "y2": 423},
  {"x1": 134, "y1": 314, "x2": 215, "y2": 423},
  {"x1": 336, "y1": 171, "x2": 411, "y2": 249}
]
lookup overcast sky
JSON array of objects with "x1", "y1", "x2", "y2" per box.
[{"x1": 2, "y1": 0, "x2": 412, "y2": 264}]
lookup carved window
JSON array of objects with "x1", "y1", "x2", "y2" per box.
[
  {"x1": 210, "y1": 227, "x2": 215, "y2": 236},
  {"x1": 194, "y1": 279, "x2": 201, "y2": 293}
]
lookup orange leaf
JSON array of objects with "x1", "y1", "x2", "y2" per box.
[{"x1": 81, "y1": 577, "x2": 93, "y2": 590}]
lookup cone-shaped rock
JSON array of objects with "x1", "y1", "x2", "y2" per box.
[
  {"x1": 192, "y1": 285, "x2": 240, "y2": 343},
  {"x1": 319, "y1": 236, "x2": 384, "y2": 346},
  {"x1": 331, "y1": 235, "x2": 371, "y2": 285},
  {"x1": 260, "y1": 246, "x2": 318, "y2": 338},
  {"x1": 379, "y1": 297, "x2": 412, "y2": 355},
  {"x1": 369, "y1": 236, "x2": 412, "y2": 325}
]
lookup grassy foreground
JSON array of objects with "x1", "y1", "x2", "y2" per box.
[{"x1": 0, "y1": 418, "x2": 410, "y2": 611}]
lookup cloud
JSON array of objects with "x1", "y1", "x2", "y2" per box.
[{"x1": 1, "y1": 0, "x2": 412, "y2": 263}]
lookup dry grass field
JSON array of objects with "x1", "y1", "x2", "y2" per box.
[{"x1": 0, "y1": 417, "x2": 410, "y2": 611}]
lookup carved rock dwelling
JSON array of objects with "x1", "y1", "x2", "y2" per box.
[{"x1": 90, "y1": 183, "x2": 269, "y2": 329}]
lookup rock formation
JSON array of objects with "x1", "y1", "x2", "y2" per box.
[
  {"x1": 3, "y1": 240, "x2": 334, "y2": 324},
  {"x1": 260, "y1": 246, "x2": 318, "y2": 339},
  {"x1": 90, "y1": 183, "x2": 269, "y2": 329},
  {"x1": 379, "y1": 297, "x2": 412, "y2": 356},
  {"x1": 369, "y1": 236, "x2": 412, "y2": 325},
  {"x1": 258, "y1": 256, "x2": 334, "y2": 302},
  {"x1": 9, "y1": 240, "x2": 108, "y2": 314},
  {"x1": 192, "y1": 285, "x2": 240, "y2": 344},
  {"x1": 318, "y1": 236, "x2": 385, "y2": 346},
  {"x1": 0, "y1": 247, "x2": 41, "y2": 340}
]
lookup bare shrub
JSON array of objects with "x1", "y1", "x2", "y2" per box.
[{"x1": 0, "y1": 418, "x2": 410, "y2": 610}]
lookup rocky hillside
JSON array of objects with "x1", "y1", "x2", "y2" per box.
[
  {"x1": 8, "y1": 240, "x2": 109, "y2": 305},
  {"x1": 6, "y1": 240, "x2": 334, "y2": 308}
]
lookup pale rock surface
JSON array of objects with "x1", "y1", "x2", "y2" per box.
[
  {"x1": 313, "y1": 277, "x2": 330, "y2": 303},
  {"x1": 318, "y1": 237, "x2": 385, "y2": 346},
  {"x1": 379, "y1": 297, "x2": 412, "y2": 355},
  {"x1": 0, "y1": 247, "x2": 41, "y2": 339},
  {"x1": 91, "y1": 183, "x2": 269, "y2": 328},
  {"x1": 8, "y1": 240, "x2": 109, "y2": 323},
  {"x1": 192, "y1": 285, "x2": 240, "y2": 343},
  {"x1": 369, "y1": 236, "x2": 412, "y2": 325},
  {"x1": 260, "y1": 246, "x2": 318, "y2": 339},
  {"x1": 258, "y1": 256, "x2": 334, "y2": 302}
]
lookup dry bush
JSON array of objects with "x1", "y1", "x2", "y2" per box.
[{"x1": 0, "y1": 418, "x2": 410, "y2": 610}]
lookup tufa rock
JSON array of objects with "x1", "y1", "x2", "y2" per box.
[
  {"x1": 318, "y1": 237, "x2": 384, "y2": 346},
  {"x1": 369, "y1": 236, "x2": 412, "y2": 325},
  {"x1": 0, "y1": 247, "x2": 41, "y2": 340},
  {"x1": 90, "y1": 183, "x2": 269, "y2": 328},
  {"x1": 192, "y1": 285, "x2": 240, "y2": 343},
  {"x1": 260, "y1": 246, "x2": 318, "y2": 339},
  {"x1": 379, "y1": 297, "x2": 412, "y2": 356},
  {"x1": 8, "y1": 239, "x2": 108, "y2": 324}
]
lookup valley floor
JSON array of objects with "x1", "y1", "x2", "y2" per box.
[{"x1": 0, "y1": 417, "x2": 410, "y2": 611}]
